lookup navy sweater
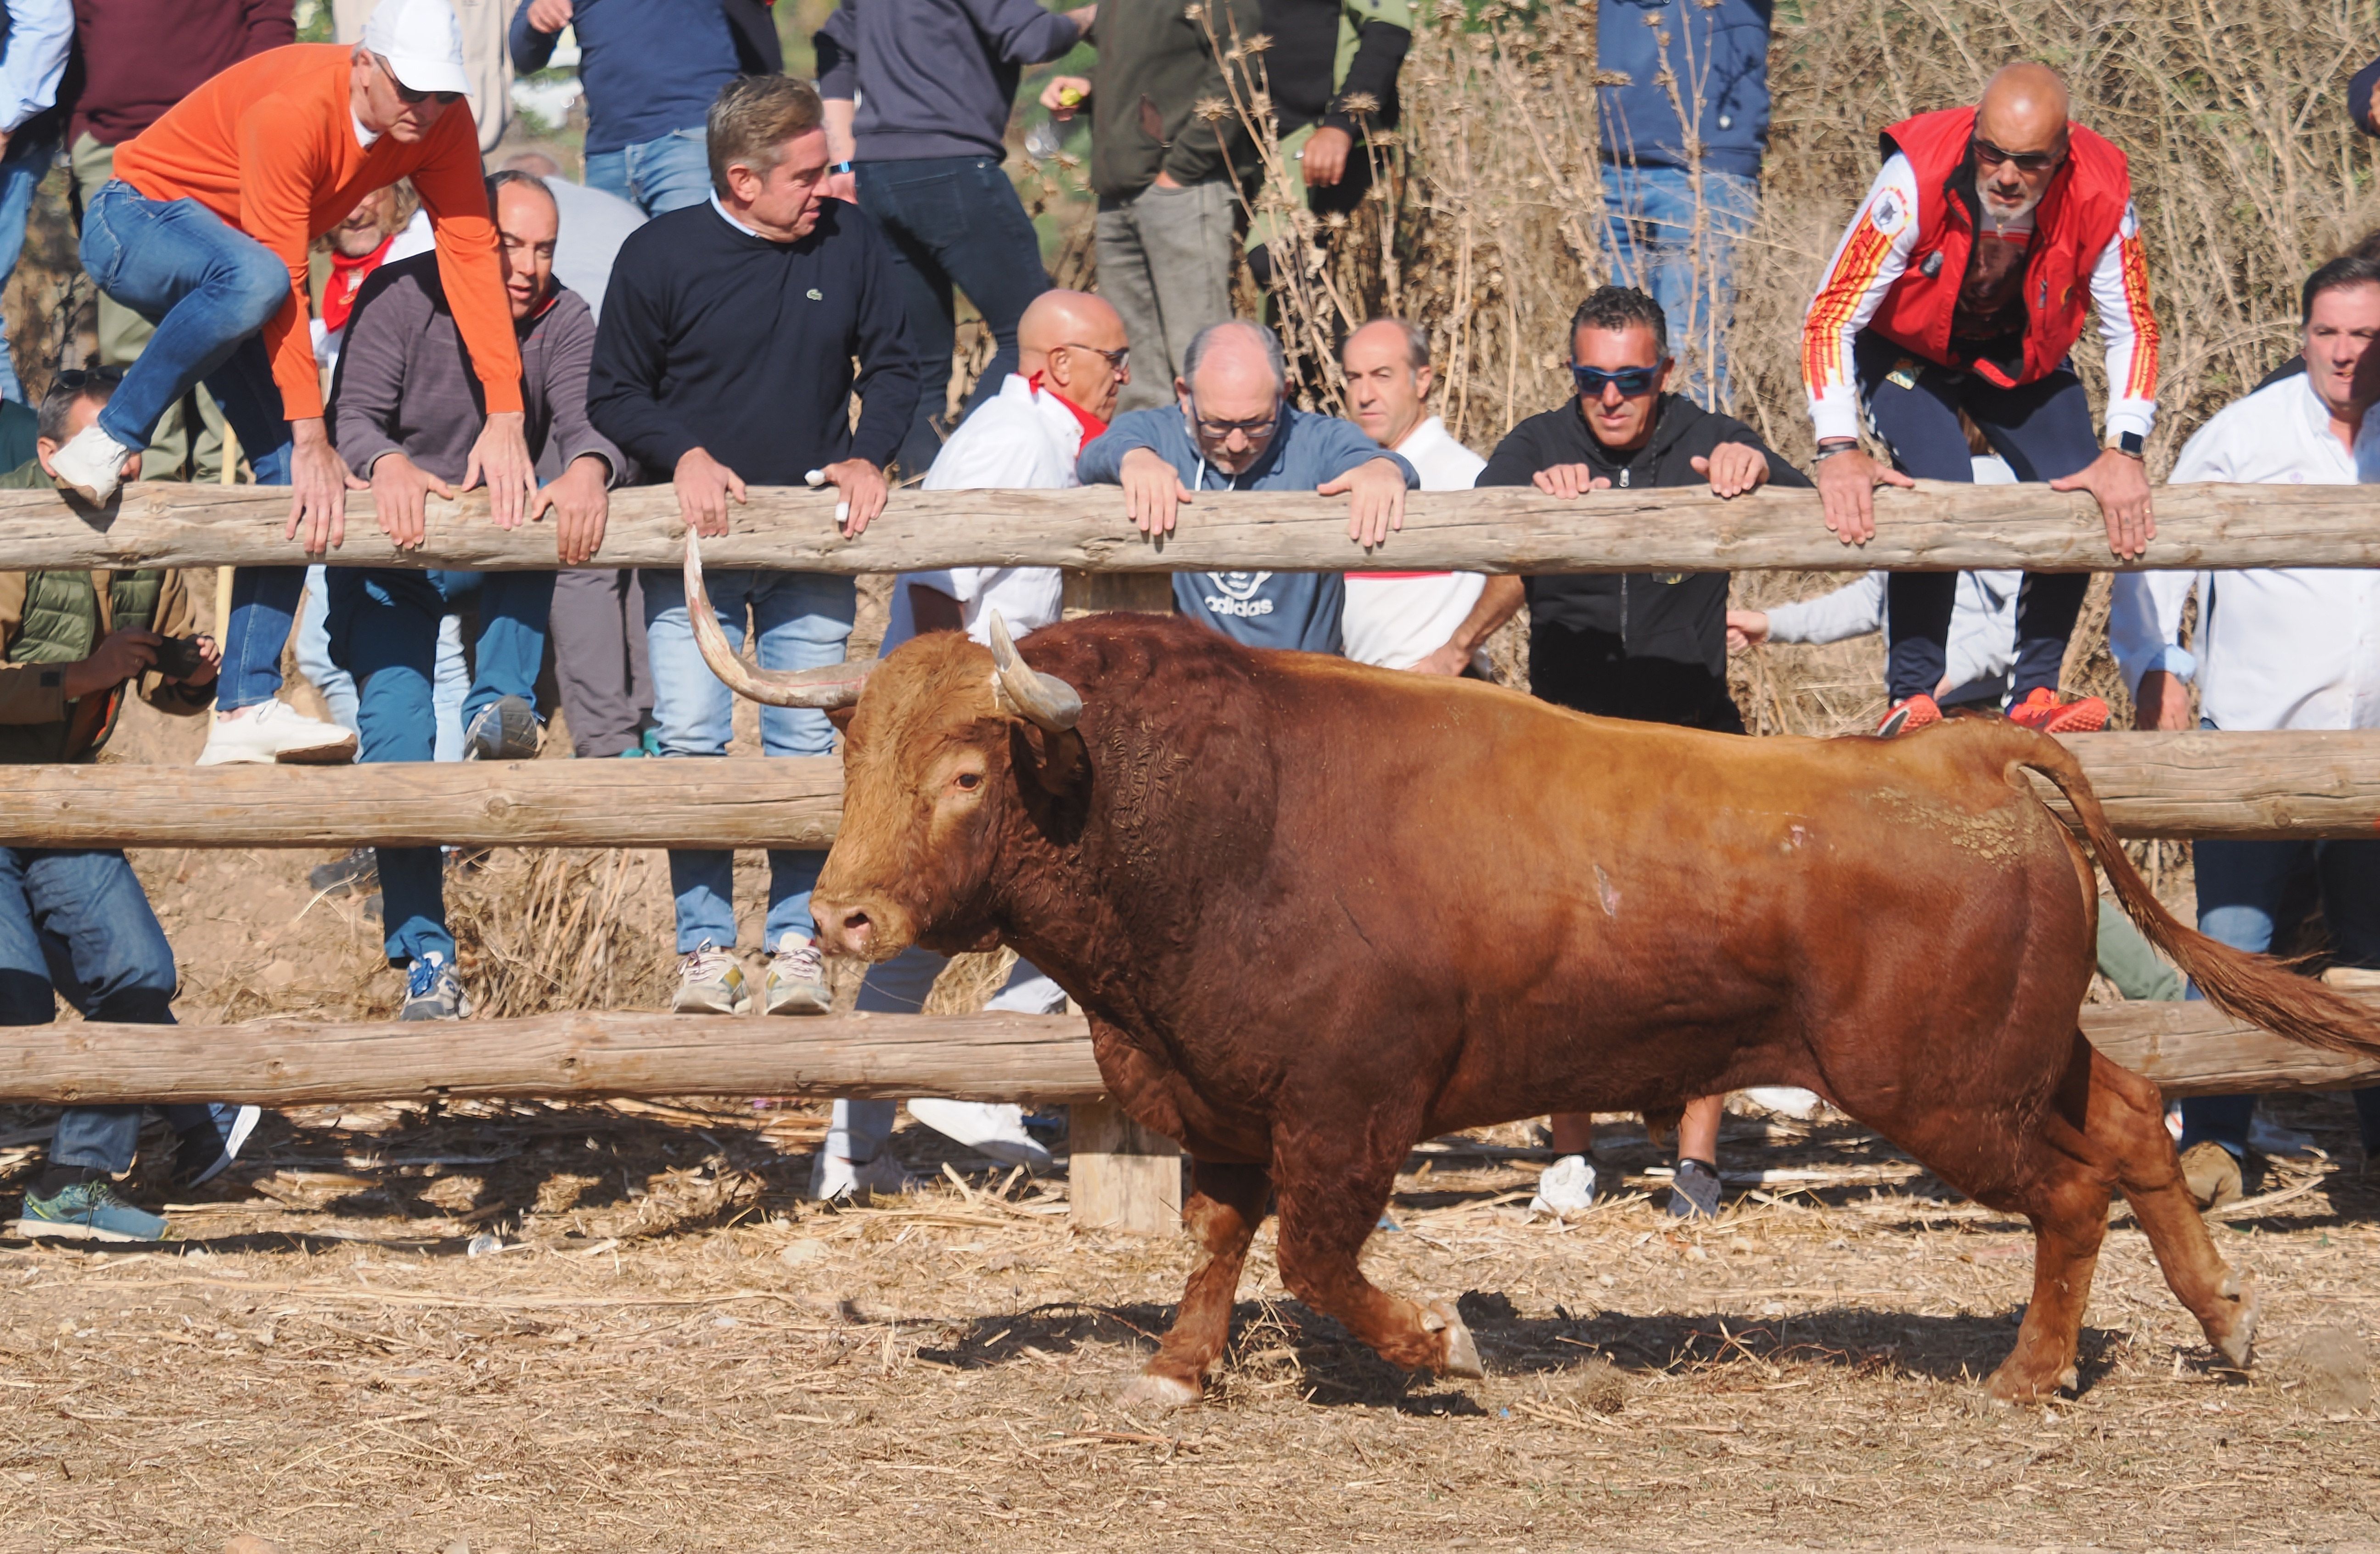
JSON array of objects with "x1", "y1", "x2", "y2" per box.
[
  {"x1": 815, "y1": 0, "x2": 1082, "y2": 163},
  {"x1": 510, "y1": 0, "x2": 743, "y2": 154},
  {"x1": 588, "y1": 200, "x2": 925, "y2": 486}
]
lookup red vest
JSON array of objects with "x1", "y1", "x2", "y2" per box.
[{"x1": 1867, "y1": 106, "x2": 2133, "y2": 388}]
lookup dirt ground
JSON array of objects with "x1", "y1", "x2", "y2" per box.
[{"x1": 0, "y1": 1091, "x2": 2374, "y2": 1554}]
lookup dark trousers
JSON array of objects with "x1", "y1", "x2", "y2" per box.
[
  {"x1": 854, "y1": 155, "x2": 1052, "y2": 477},
  {"x1": 2181, "y1": 836, "x2": 2380, "y2": 1158},
  {"x1": 550, "y1": 568, "x2": 653, "y2": 759},
  {"x1": 1854, "y1": 330, "x2": 2097, "y2": 703},
  {"x1": 0, "y1": 846, "x2": 202, "y2": 1176},
  {"x1": 1529, "y1": 623, "x2": 1745, "y2": 733}
]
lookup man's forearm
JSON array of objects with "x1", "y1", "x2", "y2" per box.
[
  {"x1": 1444, "y1": 574, "x2": 1523, "y2": 656},
  {"x1": 824, "y1": 98, "x2": 859, "y2": 167}
]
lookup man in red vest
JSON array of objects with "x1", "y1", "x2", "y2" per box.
[{"x1": 1801, "y1": 62, "x2": 2156, "y2": 736}]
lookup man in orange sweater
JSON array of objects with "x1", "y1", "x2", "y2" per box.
[{"x1": 61, "y1": 0, "x2": 537, "y2": 765}]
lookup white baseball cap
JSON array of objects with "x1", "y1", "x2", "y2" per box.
[{"x1": 362, "y1": 0, "x2": 473, "y2": 98}]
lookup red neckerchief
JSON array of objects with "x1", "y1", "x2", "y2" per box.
[
  {"x1": 1029, "y1": 372, "x2": 1109, "y2": 452},
  {"x1": 322, "y1": 231, "x2": 396, "y2": 332}
]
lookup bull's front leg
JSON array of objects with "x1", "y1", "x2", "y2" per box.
[
  {"x1": 1121, "y1": 1160, "x2": 1271, "y2": 1409},
  {"x1": 1269, "y1": 1129, "x2": 1481, "y2": 1381}
]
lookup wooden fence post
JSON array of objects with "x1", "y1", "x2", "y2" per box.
[{"x1": 1060, "y1": 570, "x2": 1185, "y2": 1234}]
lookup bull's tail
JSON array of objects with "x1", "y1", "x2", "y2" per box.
[{"x1": 2016, "y1": 729, "x2": 2380, "y2": 1058}]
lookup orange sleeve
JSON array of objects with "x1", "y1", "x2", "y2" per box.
[
  {"x1": 412, "y1": 113, "x2": 523, "y2": 414},
  {"x1": 235, "y1": 91, "x2": 334, "y2": 422}
]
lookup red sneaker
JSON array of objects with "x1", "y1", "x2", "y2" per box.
[
  {"x1": 2006, "y1": 686, "x2": 2109, "y2": 734},
  {"x1": 1876, "y1": 693, "x2": 1942, "y2": 737}
]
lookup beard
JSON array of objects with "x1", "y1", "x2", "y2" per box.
[{"x1": 1976, "y1": 177, "x2": 2045, "y2": 225}]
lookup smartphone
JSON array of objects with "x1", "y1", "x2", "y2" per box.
[{"x1": 152, "y1": 636, "x2": 206, "y2": 680}]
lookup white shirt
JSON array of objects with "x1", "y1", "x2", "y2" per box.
[
  {"x1": 880, "y1": 374, "x2": 1084, "y2": 655},
  {"x1": 1801, "y1": 152, "x2": 2157, "y2": 447},
  {"x1": 2108, "y1": 374, "x2": 2380, "y2": 732},
  {"x1": 1763, "y1": 455, "x2": 2021, "y2": 695},
  {"x1": 1340, "y1": 416, "x2": 1491, "y2": 670}
]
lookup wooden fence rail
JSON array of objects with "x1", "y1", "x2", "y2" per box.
[
  {"x1": 7, "y1": 732, "x2": 2375, "y2": 848},
  {"x1": 3, "y1": 1000, "x2": 2373, "y2": 1108},
  {"x1": 10, "y1": 479, "x2": 2380, "y2": 574}
]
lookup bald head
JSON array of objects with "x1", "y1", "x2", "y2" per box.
[
  {"x1": 1181, "y1": 320, "x2": 1286, "y2": 475},
  {"x1": 502, "y1": 150, "x2": 564, "y2": 179},
  {"x1": 1020, "y1": 290, "x2": 1130, "y2": 422},
  {"x1": 1972, "y1": 62, "x2": 2071, "y2": 224}
]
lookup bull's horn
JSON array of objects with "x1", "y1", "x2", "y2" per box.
[
  {"x1": 684, "y1": 526, "x2": 871, "y2": 709},
  {"x1": 987, "y1": 612, "x2": 1081, "y2": 732}
]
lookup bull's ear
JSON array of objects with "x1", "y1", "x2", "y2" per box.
[{"x1": 1011, "y1": 719, "x2": 1084, "y2": 798}]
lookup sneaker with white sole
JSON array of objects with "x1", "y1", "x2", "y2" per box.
[
  {"x1": 762, "y1": 932, "x2": 832, "y2": 1016},
  {"x1": 906, "y1": 1098, "x2": 1055, "y2": 1171},
  {"x1": 399, "y1": 952, "x2": 468, "y2": 1021},
  {"x1": 175, "y1": 1103, "x2": 261, "y2": 1188},
  {"x1": 47, "y1": 422, "x2": 138, "y2": 505},
  {"x1": 196, "y1": 700, "x2": 358, "y2": 766},
  {"x1": 673, "y1": 941, "x2": 751, "y2": 1014},
  {"x1": 808, "y1": 1149, "x2": 921, "y2": 1202},
  {"x1": 463, "y1": 695, "x2": 540, "y2": 761},
  {"x1": 14, "y1": 1171, "x2": 165, "y2": 1242},
  {"x1": 1528, "y1": 1154, "x2": 1597, "y2": 1219}
]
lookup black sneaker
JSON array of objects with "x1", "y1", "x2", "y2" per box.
[
  {"x1": 174, "y1": 1103, "x2": 261, "y2": 1188},
  {"x1": 309, "y1": 848, "x2": 377, "y2": 897},
  {"x1": 1669, "y1": 1157, "x2": 1723, "y2": 1219},
  {"x1": 464, "y1": 695, "x2": 540, "y2": 761}
]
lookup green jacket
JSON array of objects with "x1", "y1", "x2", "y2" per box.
[
  {"x1": 1087, "y1": 0, "x2": 1267, "y2": 198},
  {"x1": 0, "y1": 458, "x2": 209, "y2": 763}
]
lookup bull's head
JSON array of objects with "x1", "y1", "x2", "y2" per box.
[{"x1": 684, "y1": 529, "x2": 1083, "y2": 963}]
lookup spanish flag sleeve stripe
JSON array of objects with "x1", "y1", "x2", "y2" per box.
[{"x1": 1800, "y1": 156, "x2": 1920, "y2": 442}]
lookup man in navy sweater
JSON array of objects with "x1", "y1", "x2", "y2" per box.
[{"x1": 589, "y1": 74, "x2": 924, "y2": 1018}]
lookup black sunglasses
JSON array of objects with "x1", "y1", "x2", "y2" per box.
[
  {"x1": 376, "y1": 54, "x2": 461, "y2": 107},
  {"x1": 1060, "y1": 342, "x2": 1129, "y2": 371},
  {"x1": 1571, "y1": 363, "x2": 1659, "y2": 399},
  {"x1": 1972, "y1": 137, "x2": 2063, "y2": 175}
]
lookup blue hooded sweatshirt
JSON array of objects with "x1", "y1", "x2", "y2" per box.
[
  {"x1": 1597, "y1": 0, "x2": 1773, "y2": 180},
  {"x1": 1078, "y1": 405, "x2": 1417, "y2": 653}
]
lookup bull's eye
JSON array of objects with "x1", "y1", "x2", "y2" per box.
[{"x1": 954, "y1": 771, "x2": 982, "y2": 791}]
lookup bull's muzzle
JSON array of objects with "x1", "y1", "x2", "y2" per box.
[{"x1": 685, "y1": 527, "x2": 873, "y2": 707}]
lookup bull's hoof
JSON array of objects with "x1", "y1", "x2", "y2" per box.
[
  {"x1": 1118, "y1": 1370, "x2": 1202, "y2": 1411},
  {"x1": 1421, "y1": 1300, "x2": 1484, "y2": 1379},
  {"x1": 2209, "y1": 1267, "x2": 2261, "y2": 1369},
  {"x1": 1983, "y1": 1357, "x2": 2077, "y2": 1403}
]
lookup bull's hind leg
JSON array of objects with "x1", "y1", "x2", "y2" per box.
[
  {"x1": 1269, "y1": 1133, "x2": 1480, "y2": 1380},
  {"x1": 1121, "y1": 1160, "x2": 1271, "y2": 1410},
  {"x1": 2084, "y1": 1045, "x2": 2260, "y2": 1368}
]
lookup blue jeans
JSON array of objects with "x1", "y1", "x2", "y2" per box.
[
  {"x1": 0, "y1": 135, "x2": 56, "y2": 404},
  {"x1": 585, "y1": 127, "x2": 712, "y2": 217},
  {"x1": 327, "y1": 568, "x2": 556, "y2": 965},
  {"x1": 2180, "y1": 833, "x2": 2380, "y2": 1160},
  {"x1": 1853, "y1": 329, "x2": 2097, "y2": 704},
  {"x1": 641, "y1": 568, "x2": 854, "y2": 953},
  {"x1": 854, "y1": 155, "x2": 1051, "y2": 474},
  {"x1": 79, "y1": 180, "x2": 298, "y2": 710},
  {"x1": 1601, "y1": 164, "x2": 1759, "y2": 411},
  {"x1": 0, "y1": 847, "x2": 209, "y2": 1176},
  {"x1": 829, "y1": 946, "x2": 1069, "y2": 1162}
]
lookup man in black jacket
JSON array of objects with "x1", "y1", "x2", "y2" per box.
[
  {"x1": 1478, "y1": 284, "x2": 1809, "y2": 733},
  {"x1": 1476, "y1": 283, "x2": 1809, "y2": 1221}
]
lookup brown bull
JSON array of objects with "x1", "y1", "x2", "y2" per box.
[{"x1": 685, "y1": 536, "x2": 2380, "y2": 1408}]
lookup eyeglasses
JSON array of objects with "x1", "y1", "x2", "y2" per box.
[
  {"x1": 1189, "y1": 402, "x2": 1280, "y2": 440},
  {"x1": 1972, "y1": 137, "x2": 2063, "y2": 175},
  {"x1": 1570, "y1": 363, "x2": 1660, "y2": 399},
  {"x1": 47, "y1": 366, "x2": 123, "y2": 394},
  {"x1": 1059, "y1": 343, "x2": 1129, "y2": 372},
  {"x1": 376, "y1": 54, "x2": 461, "y2": 107}
]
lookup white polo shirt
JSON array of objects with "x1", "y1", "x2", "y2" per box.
[{"x1": 1340, "y1": 416, "x2": 1490, "y2": 670}]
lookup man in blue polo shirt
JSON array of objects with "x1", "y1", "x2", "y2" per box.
[{"x1": 1078, "y1": 319, "x2": 1415, "y2": 651}]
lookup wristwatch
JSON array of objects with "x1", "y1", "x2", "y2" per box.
[
  {"x1": 828, "y1": 161, "x2": 855, "y2": 175},
  {"x1": 1812, "y1": 439, "x2": 1861, "y2": 464},
  {"x1": 2107, "y1": 431, "x2": 2145, "y2": 458}
]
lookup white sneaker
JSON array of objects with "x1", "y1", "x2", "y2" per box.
[
  {"x1": 808, "y1": 1149, "x2": 921, "y2": 1202},
  {"x1": 762, "y1": 932, "x2": 832, "y2": 1016},
  {"x1": 196, "y1": 700, "x2": 358, "y2": 766},
  {"x1": 48, "y1": 422, "x2": 137, "y2": 504},
  {"x1": 907, "y1": 1098, "x2": 1055, "y2": 1171},
  {"x1": 1528, "y1": 1154, "x2": 1597, "y2": 1219},
  {"x1": 673, "y1": 941, "x2": 751, "y2": 1015},
  {"x1": 1742, "y1": 1086, "x2": 1826, "y2": 1121},
  {"x1": 2248, "y1": 1114, "x2": 2319, "y2": 1160}
]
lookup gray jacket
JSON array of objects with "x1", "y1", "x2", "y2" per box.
[
  {"x1": 1079, "y1": 403, "x2": 1415, "y2": 653},
  {"x1": 329, "y1": 252, "x2": 623, "y2": 486}
]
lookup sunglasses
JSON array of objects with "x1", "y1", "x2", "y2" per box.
[
  {"x1": 1060, "y1": 343, "x2": 1129, "y2": 372},
  {"x1": 1571, "y1": 363, "x2": 1660, "y2": 399},
  {"x1": 1972, "y1": 137, "x2": 2063, "y2": 175},
  {"x1": 377, "y1": 55, "x2": 461, "y2": 107}
]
